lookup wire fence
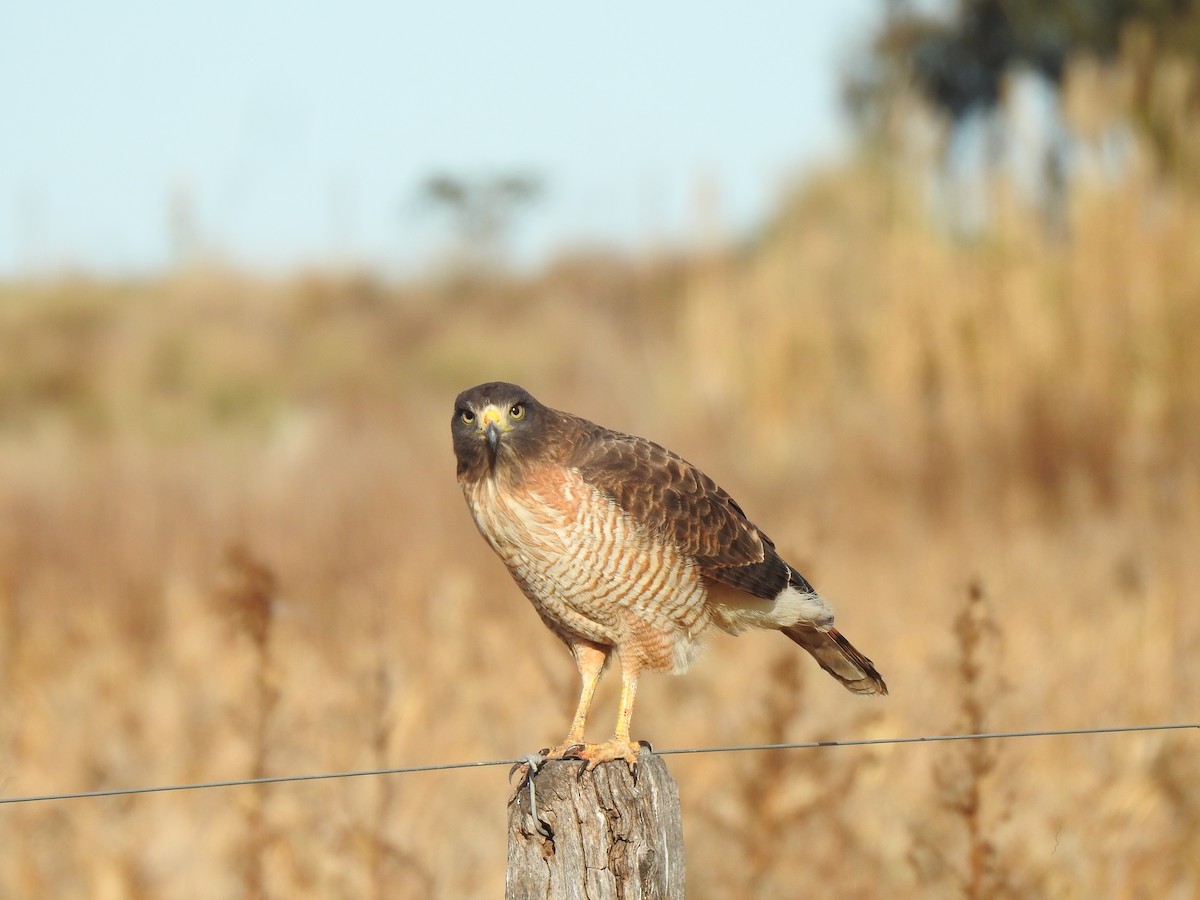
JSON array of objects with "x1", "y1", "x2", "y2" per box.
[{"x1": 2, "y1": 722, "x2": 1195, "y2": 807}]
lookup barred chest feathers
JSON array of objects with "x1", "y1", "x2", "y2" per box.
[{"x1": 461, "y1": 468, "x2": 710, "y2": 672}]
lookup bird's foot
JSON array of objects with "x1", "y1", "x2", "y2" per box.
[{"x1": 557, "y1": 738, "x2": 648, "y2": 773}]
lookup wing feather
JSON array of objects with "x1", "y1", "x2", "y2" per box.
[{"x1": 565, "y1": 419, "x2": 810, "y2": 600}]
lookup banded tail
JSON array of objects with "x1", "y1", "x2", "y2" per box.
[{"x1": 783, "y1": 625, "x2": 888, "y2": 695}]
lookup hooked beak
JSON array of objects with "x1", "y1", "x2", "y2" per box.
[{"x1": 479, "y1": 405, "x2": 507, "y2": 455}]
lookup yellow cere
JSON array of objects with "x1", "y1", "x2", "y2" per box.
[{"x1": 479, "y1": 406, "x2": 508, "y2": 430}]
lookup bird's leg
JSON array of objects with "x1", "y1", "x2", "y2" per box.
[
  {"x1": 544, "y1": 642, "x2": 609, "y2": 758},
  {"x1": 563, "y1": 658, "x2": 644, "y2": 772},
  {"x1": 613, "y1": 664, "x2": 638, "y2": 746}
]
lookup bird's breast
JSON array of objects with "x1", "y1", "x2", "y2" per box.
[{"x1": 461, "y1": 468, "x2": 710, "y2": 665}]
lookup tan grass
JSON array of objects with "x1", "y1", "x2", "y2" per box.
[{"x1": 2, "y1": 78, "x2": 1200, "y2": 896}]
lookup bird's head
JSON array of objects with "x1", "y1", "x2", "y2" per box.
[{"x1": 452, "y1": 382, "x2": 548, "y2": 479}]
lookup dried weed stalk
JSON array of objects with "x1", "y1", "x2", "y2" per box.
[
  {"x1": 358, "y1": 599, "x2": 435, "y2": 899},
  {"x1": 216, "y1": 543, "x2": 280, "y2": 900},
  {"x1": 699, "y1": 652, "x2": 880, "y2": 897},
  {"x1": 909, "y1": 579, "x2": 1014, "y2": 899}
]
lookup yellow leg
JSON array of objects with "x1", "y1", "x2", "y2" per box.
[
  {"x1": 563, "y1": 658, "x2": 643, "y2": 771},
  {"x1": 545, "y1": 648, "x2": 644, "y2": 772},
  {"x1": 613, "y1": 665, "x2": 639, "y2": 744},
  {"x1": 546, "y1": 643, "x2": 609, "y2": 756},
  {"x1": 564, "y1": 643, "x2": 608, "y2": 746}
]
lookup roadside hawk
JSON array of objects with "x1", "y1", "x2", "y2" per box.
[{"x1": 452, "y1": 382, "x2": 886, "y2": 767}]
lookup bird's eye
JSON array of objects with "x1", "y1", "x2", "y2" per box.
[
  {"x1": 509, "y1": 403, "x2": 525, "y2": 420},
  {"x1": 459, "y1": 409, "x2": 475, "y2": 425}
]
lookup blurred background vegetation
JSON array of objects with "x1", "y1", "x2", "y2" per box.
[{"x1": 2, "y1": 2, "x2": 1199, "y2": 897}]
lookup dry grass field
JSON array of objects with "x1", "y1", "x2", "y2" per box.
[{"x1": 2, "y1": 124, "x2": 1199, "y2": 895}]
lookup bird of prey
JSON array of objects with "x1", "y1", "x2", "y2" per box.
[{"x1": 452, "y1": 382, "x2": 885, "y2": 768}]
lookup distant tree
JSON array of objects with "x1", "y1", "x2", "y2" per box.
[
  {"x1": 416, "y1": 172, "x2": 542, "y2": 272},
  {"x1": 849, "y1": 0, "x2": 1200, "y2": 129},
  {"x1": 842, "y1": 0, "x2": 1200, "y2": 231}
]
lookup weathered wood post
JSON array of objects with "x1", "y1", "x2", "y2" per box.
[{"x1": 506, "y1": 754, "x2": 685, "y2": 899}]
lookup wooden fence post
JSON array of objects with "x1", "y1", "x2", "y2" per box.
[{"x1": 506, "y1": 754, "x2": 685, "y2": 899}]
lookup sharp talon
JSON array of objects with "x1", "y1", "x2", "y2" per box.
[
  {"x1": 637, "y1": 739, "x2": 654, "y2": 752},
  {"x1": 561, "y1": 743, "x2": 586, "y2": 759},
  {"x1": 575, "y1": 759, "x2": 590, "y2": 782},
  {"x1": 628, "y1": 752, "x2": 641, "y2": 779}
]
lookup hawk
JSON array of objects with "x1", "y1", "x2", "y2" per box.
[{"x1": 452, "y1": 382, "x2": 886, "y2": 767}]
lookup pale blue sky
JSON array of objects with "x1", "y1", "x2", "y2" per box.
[{"x1": 0, "y1": 0, "x2": 877, "y2": 275}]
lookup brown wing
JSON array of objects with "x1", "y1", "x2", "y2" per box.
[{"x1": 565, "y1": 418, "x2": 814, "y2": 601}]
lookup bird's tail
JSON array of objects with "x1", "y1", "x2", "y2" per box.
[{"x1": 782, "y1": 625, "x2": 888, "y2": 695}]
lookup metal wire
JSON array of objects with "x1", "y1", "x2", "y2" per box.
[
  {"x1": 1, "y1": 722, "x2": 1195, "y2": 806},
  {"x1": 654, "y1": 722, "x2": 1200, "y2": 757}
]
